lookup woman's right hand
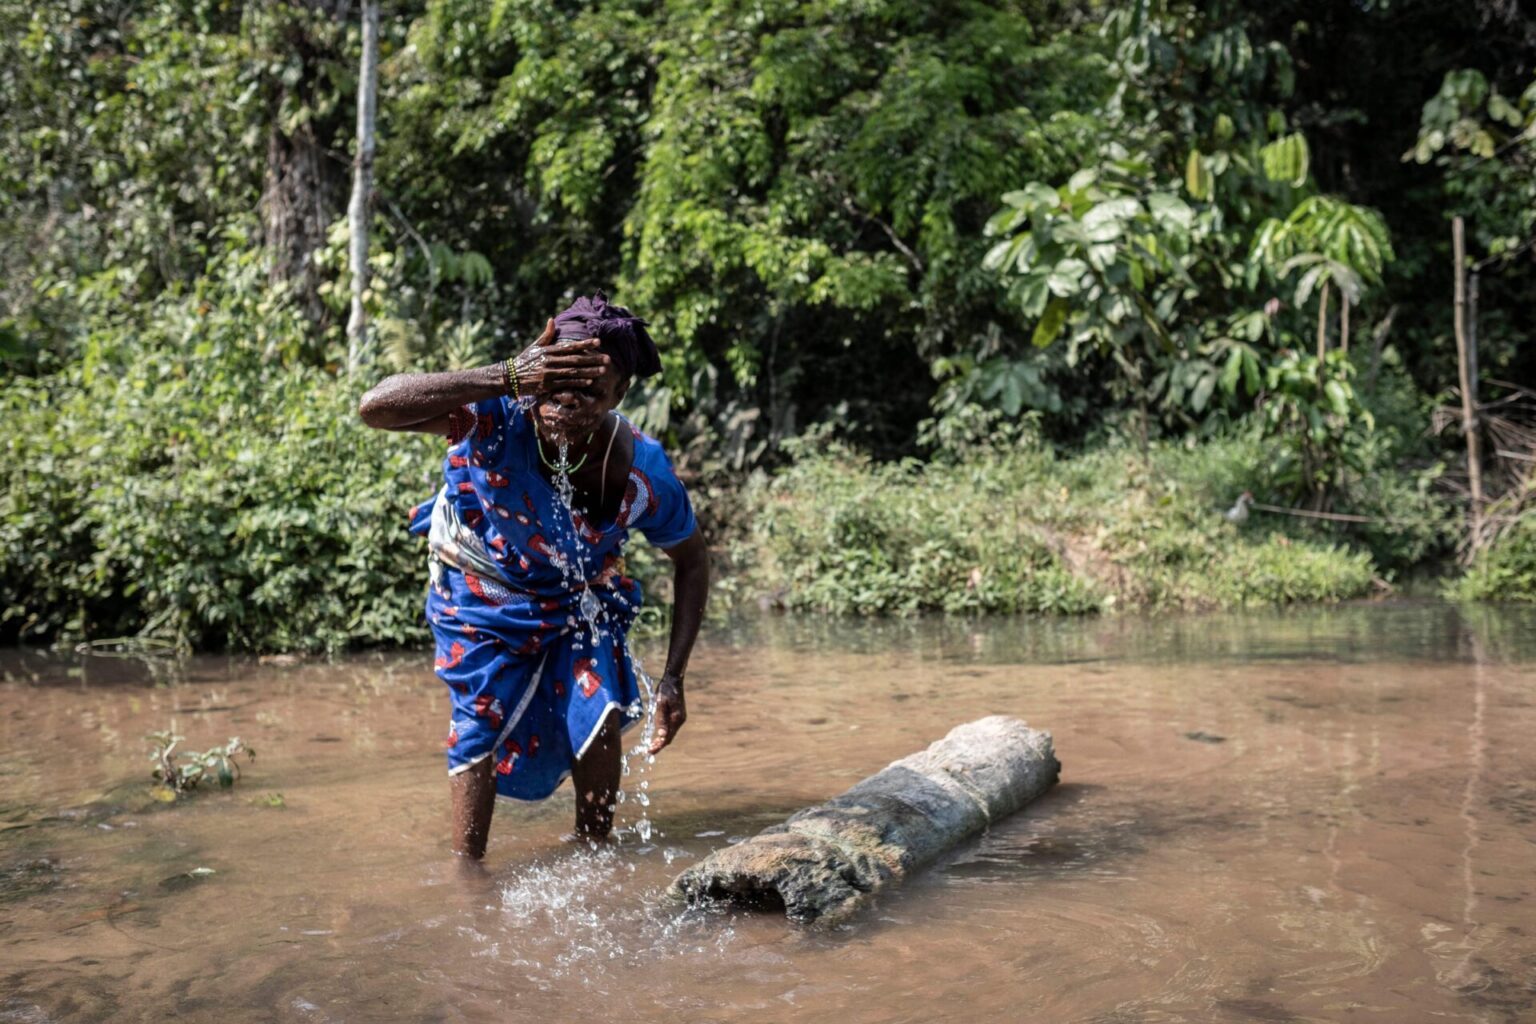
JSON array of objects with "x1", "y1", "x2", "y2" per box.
[{"x1": 511, "y1": 318, "x2": 608, "y2": 398}]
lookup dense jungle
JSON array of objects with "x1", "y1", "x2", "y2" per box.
[{"x1": 3, "y1": 0, "x2": 1534, "y2": 652}]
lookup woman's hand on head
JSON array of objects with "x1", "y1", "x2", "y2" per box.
[
  {"x1": 648, "y1": 674, "x2": 687, "y2": 755},
  {"x1": 512, "y1": 318, "x2": 609, "y2": 398}
]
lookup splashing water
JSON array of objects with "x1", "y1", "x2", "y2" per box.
[
  {"x1": 491, "y1": 846, "x2": 736, "y2": 985},
  {"x1": 543, "y1": 428, "x2": 661, "y2": 843}
]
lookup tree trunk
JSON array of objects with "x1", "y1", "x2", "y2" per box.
[
  {"x1": 669, "y1": 716, "x2": 1060, "y2": 926},
  {"x1": 1452, "y1": 216, "x2": 1484, "y2": 552},
  {"x1": 346, "y1": 0, "x2": 380, "y2": 373},
  {"x1": 258, "y1": 0, "x2": 351, "y2": 339},
  {"x1": 1340, "y1": 295, "x2": 1350, "y2": 355},
  {"x1": 1316, "y1": 279, "x2": 1330, "y2": 362}
]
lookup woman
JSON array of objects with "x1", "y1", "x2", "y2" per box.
[{"x1": 357, "y1": 293, "x2": 709, "y2": 857}]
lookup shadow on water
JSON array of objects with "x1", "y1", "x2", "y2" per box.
[{"x1": 938, "y1": 782, "x2": 1249, "y2": 886}]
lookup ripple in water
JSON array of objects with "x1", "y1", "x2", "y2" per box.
[{"x1": 490, "y1": 847, "x2": 737, "y2": 988}]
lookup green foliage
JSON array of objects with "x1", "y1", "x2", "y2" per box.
[
  {"x1": 2, "y1": 0, "x2": 1531, "y2": 648},
  {"x1": 746, "y1": 436, "x2": 1099, "y2": 616},
  {"x1": 1254, "y1": 349, "x2": 1374, "y2": 500},
  {"x1": 148, "y1": 730, "x2": 252, "y2": 795},
  {"x1": 1452, "y1": 512, "x2": 1536, "y2": 603},
  {"x1": 0, "y1": 261, "x2": 439, "y2": 652},
  {"x1": 745, "y1": 436, "x2": 1378, "y2": 616},
  {"x1": 1250, "y1": 195, "x2": 1394, "y2": 308}
]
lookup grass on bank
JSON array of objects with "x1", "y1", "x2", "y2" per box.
[
  {"x1": 738, "y1": 435, "x2": 1420, "y2": 616},
  {"x1": 1451, "y1": 512, "x2": 1536, "y2": 603},
  {"x1": 0, "y1": 290, "x2": 1502, "y2": 651}
]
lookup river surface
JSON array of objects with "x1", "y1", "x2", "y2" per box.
[{"x1": 2, "y1": 602, "x2": 1535, "y2": 1023}]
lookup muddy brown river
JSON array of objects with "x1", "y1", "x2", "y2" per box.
[{"x1": 2, "y1": 602, "x2": 1534, "y2": 1023}]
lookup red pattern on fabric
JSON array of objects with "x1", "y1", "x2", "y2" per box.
[
  {"x1": 435, "y1": 641, "x2": 466, "y2": 671},
  {"x1": 448, "y1": 454, "x2": 469, "y2": 468},
  {"x1": 464, "y1": 573, "x2": 513, "y2": 607},
  {"x1": 445, "y1": 406, "x2": 473, "y2": 443},
  {"x1": 575, "y1": 658, "x2": 603, "y2": 699},
  {"x1": 571, "y1": 511, "x2": 603, "y2": 545},
  {"x1": 474, "y1": 695, "x2": 504, "y2": 730},
  {"x1": 495, "y1": 737, "x2": 522, "y2": 775},
  {"x1": 486, "y1": 470, "x2": 509, "y2": 488}
]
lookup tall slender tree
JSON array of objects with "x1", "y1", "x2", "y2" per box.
[{"x1": 346, "y1": 0, "x2": 380, "y2": 372}]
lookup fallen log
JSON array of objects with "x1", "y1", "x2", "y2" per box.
[{"x1": 668, "y1": 715, "x2": 1060, "y2": 925}]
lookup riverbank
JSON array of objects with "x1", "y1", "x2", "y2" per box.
[
  {"x1": 731, "y1": 436, "x2": 1450, "y2": 616},
  {"x1": 2, "y1": 351, "x2": 1525, "y2": 655}
]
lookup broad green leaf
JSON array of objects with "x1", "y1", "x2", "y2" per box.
[
  {"x1": 1047, "y1": 258, "x2": 1088, "y2": 296},
  {"x1": 1184, "y1": 150, "x2": 1213, "y2": 200},
  {"x1": 1032, "y1": 297, "x2": 1069, "y2": 348},
  {"x1": 1190, "y1": 373, "x2": 1216, "y2": 413},
  {"x1": 983, "y1": 237, "x2": 1022, "y2": 271},
  {"x1": 1148, "y1": 192, "x2": 1194, "y2": 232},
  {"x1": 1324, "y1": 379, "x2": 1350, "y2": 415},
  {"x1": 1260, "y1": 133, "x2": 1310, "y2": 186},
  {"x1": 1242, "y1": 350, "x2": 1261, "y2": 393},
  {"x1": 1221, "y1": 347, "x2": 1243, "y2": 394},
  {"x1": 1016, "y1": 272, "x2": 1051, "y2": 316}
]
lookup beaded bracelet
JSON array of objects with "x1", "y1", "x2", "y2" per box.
[{"x1": 501, "y1": 356, "x2": 521, "y2": 399}]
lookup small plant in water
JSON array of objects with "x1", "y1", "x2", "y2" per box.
[{"x1": 147, "y1": 729, "x2": 253, "y2": 796}]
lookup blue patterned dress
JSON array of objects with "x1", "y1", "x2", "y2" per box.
[{"x1": 407, "y1": 396, "x2": 696, "y2": 801}]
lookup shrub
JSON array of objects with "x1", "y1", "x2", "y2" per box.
[
  {"x1": 0, "y1": 285, "x2": 440, "y2": 652},
  {"x1": 743, "y1": 436, "x2": 1379, "y2": 615},
  {"x1": 1451, "y1": 512, "x2": 1536, "y2": 603}
]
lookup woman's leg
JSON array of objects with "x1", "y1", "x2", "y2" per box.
[
  {"x1": 449, "y1": 756, "x2": 497, "y2": 859},
  {"x1": 571, "y1": 708, "x2": 623, "y2": 839}
]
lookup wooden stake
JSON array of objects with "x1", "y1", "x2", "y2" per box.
[
  {"x1": 1316, "y1": 279, "x2": 1330, "y2": 362},
  {"x1": 1452, "y1": 216, "x2": 1484, "y2": 549},
  {"x1": 346, "y1": 0, "x2": 381, "y2": 373}
]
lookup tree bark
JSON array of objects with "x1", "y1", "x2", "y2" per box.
[
  {"x1": 346, "y1": 0, "x2": 380, "y2": 373},
  {"x1": 1452, "y1": 216, "x2": 1484, "y2": 551},
  {"x1": 669, "y1": 716, "x2": 1060, "y2": 926},
  {"x1": 1316, "y1": 279, "x2": 1330, "y2": 362},
  {"x1": 258, "y1": 0, "x2": 351, "y2": 337}
]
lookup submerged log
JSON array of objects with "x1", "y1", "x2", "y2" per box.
[{"x1": 668, "y1": 716, "x2": 1060, "y2": 925}]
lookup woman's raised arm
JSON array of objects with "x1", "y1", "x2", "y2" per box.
[{"x1": 356, "y1": 319, "x2": 609, "y2": 434}]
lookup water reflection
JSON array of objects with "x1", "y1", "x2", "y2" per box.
[{"x1": 2, "y1": 602, "x2": 1535, "y2": 1023}]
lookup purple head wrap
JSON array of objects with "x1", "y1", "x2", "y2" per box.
[{"x1": 552, "y1": 290, "x2": 661, "y2": 381}]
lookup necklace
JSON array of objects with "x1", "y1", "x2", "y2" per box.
[{"x1": 535, "y1": 426, "x2": 596, "y2": 475}]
